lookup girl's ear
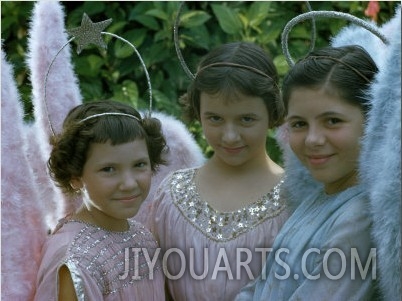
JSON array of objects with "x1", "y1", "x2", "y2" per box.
[{"x1": 70, "y1": 178, "x2": 83, "y2": 191}]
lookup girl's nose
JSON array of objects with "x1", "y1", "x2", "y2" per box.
[
  {"x1": 305, "y1": 125, "x2": 325, "y2": 147},
  {"x1": 119, "y1": 171, "x2": 138, "y2": 190},
  {"x1": 222, "y1": 123, "x2": 240, "y2": 143}
]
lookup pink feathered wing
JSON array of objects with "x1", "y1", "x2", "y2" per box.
[
  {"x1": 26, "y1": 1, "x2": 83, "y2": 229},
  {"x1": 1, "y1": 49, "x2": 47, "y2": 301}
]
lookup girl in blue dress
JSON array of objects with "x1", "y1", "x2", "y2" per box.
[{"x1": 236, "y1": 45, "x2": 379, "y2": 300}]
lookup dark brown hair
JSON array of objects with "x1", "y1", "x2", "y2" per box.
[
  {"x1": 48, "y1": 100, "x2": 166, "y2": 195},
  {"x1": 282, "y1": 45, "x2": 378, "y2": 116},
  {"x1": 180, "y1": 42, "x2": 285, "y2": 128}
]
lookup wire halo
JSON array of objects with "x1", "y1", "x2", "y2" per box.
[
  {"x1": 43, "y1": 15, "x2": 153, "y2": 136},
  {"x1": 173, "y1": 1, "x2": 195, "y2": 80},
  {"x1": 174, "y1": 1, "x2": 317, "y2": 80},
  {"x1": 281, "y1": 10, "x2": 390, "y2": 67}
]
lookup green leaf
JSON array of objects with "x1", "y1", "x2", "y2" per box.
[
  {"x1": 130, "y1": 2, "x2": 154, "y2": 15},
  {"x1": 114, "y1": 41, "x2": 134, "y2": 59},
  {"x1": 154, "y1": 30, "x2": 171, "y2": 42},
  {"x1": 145, "y1": 42, "x2": 170, "y2": 65},
  {"x1": 180, "y1": 11, "x2": 211, "y2": 28},
  {"x1": 121, "y1": 80, "x2": 139, "y2": 101},
  {"x1": 82, "y1": 2, "x2": 106, "y2": 15},
  {"x1": 107, "y1": 21, "x2": 126, "y2": 34},
  {"x1": 329, "y1": 19, "x2": 347, "y2": 36},
  {"x1": 273, "y1": 54, "x2": 290, "y2": 76},
  {"x1": 145, "y1": 9, "x2": 168, "y2": 21},
  {"x1": 75, "y1": 55, "x2": 105, "y2": 77},
  {"x1": 112, "y1": 80, "x2": 139, "y2": 105},
  {"x1": 211, "y1": 4, "x2": 242, "y2": 35},
  {"x1": 131, "y1": 15, "x2": 160, "y2": 31},
  {"x1": 113, "y1": 29, "x2": 147, "y2": 59},
  {"x1": 152, "y1": 89, "x2": 170, "y2": 104},
  {"x1": 80, "y1": 79, "x2": 103, "y2": 100},
  {"x1": 181, "y1": 25, "x2": 211, "y2": 50},
  {"x1": 247, "y1": 2, "x2": 271, "y2": 28}
]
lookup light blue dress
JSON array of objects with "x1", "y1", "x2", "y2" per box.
[{"x1": 235, "y1": 184, "x2": 377, "y2": 301}]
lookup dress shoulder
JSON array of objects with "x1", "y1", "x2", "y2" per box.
[{"x1": 64, "y1": 220, "x2": 161, "y2": 296}]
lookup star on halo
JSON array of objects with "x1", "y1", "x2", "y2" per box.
[{"x1": 67, "y1": 13, "x2": 113, "y2": 54}]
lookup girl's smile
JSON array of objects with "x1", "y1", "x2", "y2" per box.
[
  {"x1": 287, "y1": 87, "x2": 364, "y2": 194},
  {"x1": 71, "y1": 139, "x2": 152, "y2": 231},
  {"x1": 200, "y1": 91, "x2": 270, "y2": 169}
]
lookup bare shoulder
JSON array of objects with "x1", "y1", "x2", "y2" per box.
[{"x1": 58, "y1": 265, "x2": 78, "y2": 301}]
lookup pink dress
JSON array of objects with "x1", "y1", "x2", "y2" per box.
[
  {"x1": 34, "y1": 218, "x2": 165, "y2": 301},
  {"x1": 151, "y1": 168, "x2": 288, "y2": 301}
]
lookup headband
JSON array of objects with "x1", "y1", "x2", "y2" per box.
[
  {"x1": 196, "y1": 62, "x2": 276, "y2": 81},
  {"x1": 78, "y1": 112, "x2": 141, "y2": 124},
  {"x1": 303, "y1": 55, "x2": 371, "y2": 83}
]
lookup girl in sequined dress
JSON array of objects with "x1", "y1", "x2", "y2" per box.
[
  {"x1": 150, "y1": 42, "x2": 289, "y2": 300},
  {"x1": 235, "y1": 45, "x2": 380, "y2": 300},
  {"x1": 34, "y1": 100, "x2": 167, "y2": 300}
]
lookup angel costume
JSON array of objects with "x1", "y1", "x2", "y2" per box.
[
  {"x1": 236, "y1": 6, "x2": 401, "y2": 301},
  {"x1": 235, "y1": 183, "x2": 377, "y2": 301},
  {"x1": 35, "y1": 218, "x2": 165, "y2": 301},
  {"x1": 151, "y1": 167, "x2": 288, "y2": 300},
  {"x1": 1, "y1": 2, "x2": 204, "y2": 300}
]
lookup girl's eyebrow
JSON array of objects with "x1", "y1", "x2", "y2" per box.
[
  {"x1": 317, "y1": 111, "x2": 345, "y2": 118},
  {"x1": 202, "y1": 111, "x2": 218, "y2": 116},
  {"x1": 286, "y1": 115, "x2": 302, "y2": 121},
  {"x1": 94, "y1": 156, "x2": 149, "y2": 166},
  {"x1": 242, "y1": 113, "x2": 259, "y2": 117},
  {"x1": 286, "y1": 111, "x2": 345, "y2": 121},
  {"x1": 203, "y1": 111, "x2": 259, "y2": 116}
]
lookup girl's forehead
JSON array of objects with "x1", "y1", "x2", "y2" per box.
[
  {"x1": 200, "y1": 92, "x2": 267, "y2": 115},
  {"x1": 287, "y1": 88, "x2": 363, "y2": 117},
  {"x1": 200, "y1": 90, "x2": 261, "y2": 103},
  {"x1": 86, "y1": 139, "x2": 148, "y2": 159}
]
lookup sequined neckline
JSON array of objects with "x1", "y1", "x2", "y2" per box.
[
  {"x1": 170, "y1": 168, "x2": 287, "y2": 242},
  {"x1": 53, "y1": 216, "x2": 135, "y2": 235}
]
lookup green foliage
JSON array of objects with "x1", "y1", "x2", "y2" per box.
[{"x1": 1, "y1": 1, "x2": 398, "y2": 163}]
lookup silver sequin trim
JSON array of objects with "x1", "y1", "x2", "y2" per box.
[
  {"x1": 170, "y1": 169, "x2": 287, "y2": 242},
  {"x1": 61, "y1": 220, "x2": 162, "y2": 296}
]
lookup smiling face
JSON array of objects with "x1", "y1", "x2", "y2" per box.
[
  {"x1": 200, "y1": 91, "x2": 270, "y2": 169},
  {"x1": 71, "y1": 139, "x2": 152, "y2": 230},
  {"x1": 286, "y1": 88, "x2": 364, "y2": 194}
]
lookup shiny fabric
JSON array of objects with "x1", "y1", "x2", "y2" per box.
[
  {"x1": 34, "y1": 219, "x2": 165, "y2": 300},
  {"x1": 151, "y1": 168, "x2": 289, "y2": 301},
  {"x1": 235, "y1": 185, "x2": 377, "y2": 301}
]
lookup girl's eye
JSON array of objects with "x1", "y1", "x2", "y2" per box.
[
  {"x1": 289, "y1": 121, "x2": 306, "y2": 129},
  {"x1": 135, "y1": 162, "x2": 148, "y2": 168},
  {"x1": 327, "y1": 118, "x2": 342, "y2": 126},
  {"x1": 100, "y1": 166, "x2": 115, "y2": 173},
  {"x1": 208, "y1": 116, "x2": 222, "y2": 123},
  {"x1": 242, "y1": 116, "x2": 255, "y2": 123}
]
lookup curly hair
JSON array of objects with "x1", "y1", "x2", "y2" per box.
[
  {"x1": 180, "y1": 42, "x2": 285, "y2": 129},
  {"x1": 48, "y1": 100, "x2": 167, "y2": 196}
]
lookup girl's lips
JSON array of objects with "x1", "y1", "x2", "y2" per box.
[
  {"x1": 114, "y1": 194, "x2": 141, "y2": 203},
  {"x1": 307, "y1": 155, "x2": 333, "y2": 165},
  {"x1": 223, "y1": 146, "x2": 245, "y2": 154}
]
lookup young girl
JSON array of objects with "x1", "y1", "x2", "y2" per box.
[
  {"x1": 236, "y1": 45, "x2": 379, "y2": 300},
  {"x1": 34, "y1": 100, "x2": 167, "y2": 300},
  {"x1": 150, "y1": 42, "x2": 289, "y2": 300}
]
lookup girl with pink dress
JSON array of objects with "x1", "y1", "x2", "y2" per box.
[
  {"x1": 34, "y1": 100, "x2": 167, "y2": 300},
  {"x1": 150, "y1": 42, "x2": 289, "y2": 300}
]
